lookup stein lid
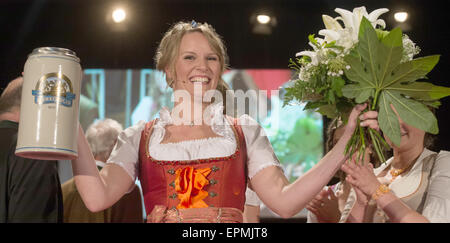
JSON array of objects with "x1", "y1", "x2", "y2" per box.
[{"x1": 30, "y1": 47, "x2": 80, "y2": 63}]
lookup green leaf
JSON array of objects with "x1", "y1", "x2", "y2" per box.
[
  {"x1": 383, "y1": 55, "x2": 440, "y2": 88},
  {"x1": 308, "y1": 34, "x2": 319, "y2": 47},
  {"x1": 344, "y1": 54, "x2": 375, "y2": 88},
  {"x1": 317, "y1": 104, "x2": 338, "y2": 118},
  {"x1": 378, "y1": 92, "x2": 401, "y2": 146},
  {"x1": 331, "y1": 77, "x2": 345, "y2": 97},
  {"x1": 304, "y1": 101, "x2": 327, "y2": 110},
  {"x1": 377, "y1": 27, "x2": 403, "y2": 85},
  {"x1": 342, "y1": 84, "x2": 374, "y2": 103},
  {"x1": 422, "y1": 100, "x2": 441, "y2": 108},
  {"x1": 387, "y1": 81, "x2": 450, "y2": 101},
  {"x1": 385, "y1": 91, "x2": 439, "y2": 134},
  {"x1": 356, "y1": 17, "x2": 381, "y2": 87},
  {"x1": 342, "y1": 17, "x2": 448, "y2": 145}
]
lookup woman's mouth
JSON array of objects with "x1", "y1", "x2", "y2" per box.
[{"x1": 190, "y1": 76, "x2": 210, "y2": 84}]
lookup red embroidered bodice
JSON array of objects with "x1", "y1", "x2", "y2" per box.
[{"x1": 138, "y1": 117, "x2": 248, "y2": 215}]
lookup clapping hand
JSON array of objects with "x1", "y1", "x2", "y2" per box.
[
  {"x1": 341, "y1": 162, "x2": 382, "y2": 199},
  {"x1": 306, "y1": 187, "x2": 341, "y2": 223}
]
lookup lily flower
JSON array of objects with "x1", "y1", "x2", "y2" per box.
[
  {"x1": 296, "y1": 51, "x2": 319, "y2": 65},
  {"x1": 334, "y1": 7, "x2": 389, "y2": 41},
  {"x1": 318, "y1": 7, "x2": 389, "y2": 51}
]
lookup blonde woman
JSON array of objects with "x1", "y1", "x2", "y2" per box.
[{"x1": 71, "y1": 21, "x2": 379, "y2": 222}]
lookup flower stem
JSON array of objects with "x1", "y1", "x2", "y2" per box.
[
  {"x1": 372, "y1": 89, "x2": 380, "y2": 110},
  {"x1": 369, "y1": 128, "x2": 386, "y2": 163}
]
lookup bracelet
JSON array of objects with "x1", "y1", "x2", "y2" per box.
[{"x1": 372, "y1": 184, "x2": 390, "y2": 200}]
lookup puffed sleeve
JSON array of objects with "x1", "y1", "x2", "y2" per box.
[
  {"x1": 421, "y1": 151, "x2": 450, "y2": 223},
  {"x1": 239, "y1": 115, "x2": 283, "y2": 180},
  {"x1": 107, "y1": 121, "x2": 146, "y2": 183}
]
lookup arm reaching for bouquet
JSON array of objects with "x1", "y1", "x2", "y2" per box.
[{"x1": 250, "y1": 103, "x2": 380, "y2": 218}]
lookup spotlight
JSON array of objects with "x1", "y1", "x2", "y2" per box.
[
  {"x1": 394, "y1": 12, "x2": 408, "y2": 22},
  {"x1": 251, "y1": 13, "x2": 277, "y2": 35},
  {"x1": 112, "y1": 8, "x2": 126, "y2": 23},
  {"x1": 257, "y1": 14, "x2": 271, "y2": 24}
]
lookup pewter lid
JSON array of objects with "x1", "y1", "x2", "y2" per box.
[{"x1": 30, "y1": 47, "x2": 80, "y2": 62}]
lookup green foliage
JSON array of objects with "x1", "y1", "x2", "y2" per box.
[{"x1": 342, "y1": 17, "x2": 450, "y2": 146}]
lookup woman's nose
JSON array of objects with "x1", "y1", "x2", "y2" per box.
[{"x1": 195, "y1": 57, "x2": 209, "y2": 70}]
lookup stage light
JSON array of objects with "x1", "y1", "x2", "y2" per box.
[
  {"x1": 394, "y1": 12, "x2": 408, "y2": 22},
  {"x1": 112, "y1": 8, "x2": 126, "y2": 23},
  {"x1": 257, "y1": 14, "x2": 271, "y2": 24}
]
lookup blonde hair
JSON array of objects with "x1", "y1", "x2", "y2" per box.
[{"x1": 154, "y1": 21, "x2": 230, "y2": 106}]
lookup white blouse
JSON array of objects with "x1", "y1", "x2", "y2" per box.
[
  {"x1": 340, "y1": 148, "x2": 450, "y2": 223},
  {"x1": 107, "y1": 104, "x2": 282, "y2": 185}
]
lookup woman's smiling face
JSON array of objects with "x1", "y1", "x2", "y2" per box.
[{"x1": 169, "y1": 31, "x2": 221, "y2": 100}]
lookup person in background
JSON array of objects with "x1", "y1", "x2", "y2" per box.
[
  {"x1": 62, "y1": 118, "x2": 143, "y2": 223},
  {"x1": 341, "y1": 106, "x2": 450, "y2": 223},
  {"x1": 0, "y1": 76, "x2": 63, "y2": 223},
  {"x1": 306, "y1": 119, "x2": 381, "y2": 223}
]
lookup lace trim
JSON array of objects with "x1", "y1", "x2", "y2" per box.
[
  {"x1": 144, "y1": 116, "x2": 241, "y2": 166},
  {"x1": 151, "y1": 104, "x2": 236, "y2": 146},
  {"x1": 248, "y1": 163, "x2": 283, "y2": 180},
  {"x1": 156, "y1": 136, "x2": 233, "y2": 147}
]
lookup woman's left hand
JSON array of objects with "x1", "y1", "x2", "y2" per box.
[
  {"x1": 343, "y1": 103, "x2": 380, "y2": 138},
  {"x1": 341, "y1": 162, "x2": 381, "y2": 197}
]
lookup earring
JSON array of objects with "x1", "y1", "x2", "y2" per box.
[{"x1": 167, "y1": 78, "x2": 174, "y2": 88}]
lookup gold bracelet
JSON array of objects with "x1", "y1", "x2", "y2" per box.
[{"x1": 372, "y1": 184, "x2": 390, "y2": 200}]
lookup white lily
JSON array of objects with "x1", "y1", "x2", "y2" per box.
[
  {"x1": 317, "y1": 7, "x2": 389, "y2": 52},
  {"x1": 334, "y1": 7, "x2": 389, "y2": 41},
  {"x1": 297, "y1": 36, "x2": 326, "y2": 66},
  {"x1": 322, "y1": 14, "x2": 343, "y2": 31},
  {"x1": 296, "y1": 51, "x2": 319, "y2": 65}
]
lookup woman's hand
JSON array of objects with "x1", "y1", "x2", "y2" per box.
[
  {"x1": 341, "y1": 162, "x2": 381, "y2": 197},
  {"x1": 306, "y1": 187, "x2": 341, "y2": 223},
  {"x1": 343, "y1": 103, "x2": 379, "y2": 138},
  {"x1": 353, "y1": 185, "x2": 370, "y2": 206}
]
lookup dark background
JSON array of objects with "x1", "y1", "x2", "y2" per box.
[{"x1": 0, "y1": 0, "x2": 449, "y2": 151}]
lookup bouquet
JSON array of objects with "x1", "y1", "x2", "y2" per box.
[{"x1": 284, "y1": 7, "x2": 450, "y2": 163}]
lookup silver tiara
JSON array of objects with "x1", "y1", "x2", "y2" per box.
[{"x1": 191, "y1": 20, "x2": 198, "y2": 28}]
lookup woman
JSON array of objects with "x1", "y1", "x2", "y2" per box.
[
  {"x1": 72, "y1": 21, "x2": 379, "y2": 223},
  {"x1": 341, "y1": 106, "x2": 450, "y2": 223}
]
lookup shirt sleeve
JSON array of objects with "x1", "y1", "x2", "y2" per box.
[
  {"x1": 239, "y1": 115, "x2": 283, "y2": 180},
  {"x1": 8, "y1": 148, "x2": 63, "y2": 223},
  {"x1": 245, "y1": 187, "x2": 261, "y2": 206},
  {"x1": 421, "y1": 151, "x2": 450, "y2": 223},
  {"x1": 107, "y1": 121, "x2": 146, "y2": 182}
]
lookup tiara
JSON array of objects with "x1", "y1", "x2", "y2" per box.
[{"x1": 191, "y1": 20, "x2": 198, "y2": 28}]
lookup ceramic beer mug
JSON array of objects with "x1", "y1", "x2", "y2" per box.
[{"x1": 16, "y1": 47, "x2": 82, "y2": 160}]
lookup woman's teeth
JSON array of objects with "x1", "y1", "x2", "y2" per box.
[{"x1": 190, "y1": 77, "x2": 209, "y2": 83}]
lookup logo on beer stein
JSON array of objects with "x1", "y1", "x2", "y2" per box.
[{"x1": 32, "y1": 73, "x2": 76, "y2": 107}]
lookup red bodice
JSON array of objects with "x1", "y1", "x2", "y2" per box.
[{"x1": 138, "y1": 117, "x2": 248, "y2": 215}]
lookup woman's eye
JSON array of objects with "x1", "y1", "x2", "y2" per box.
[
  {"x1": 207, "y1": 56, "x2": 218, "y2": 61},
  {"x1": 184, "y1": 55, "x2": 195, "y2": 60}
]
